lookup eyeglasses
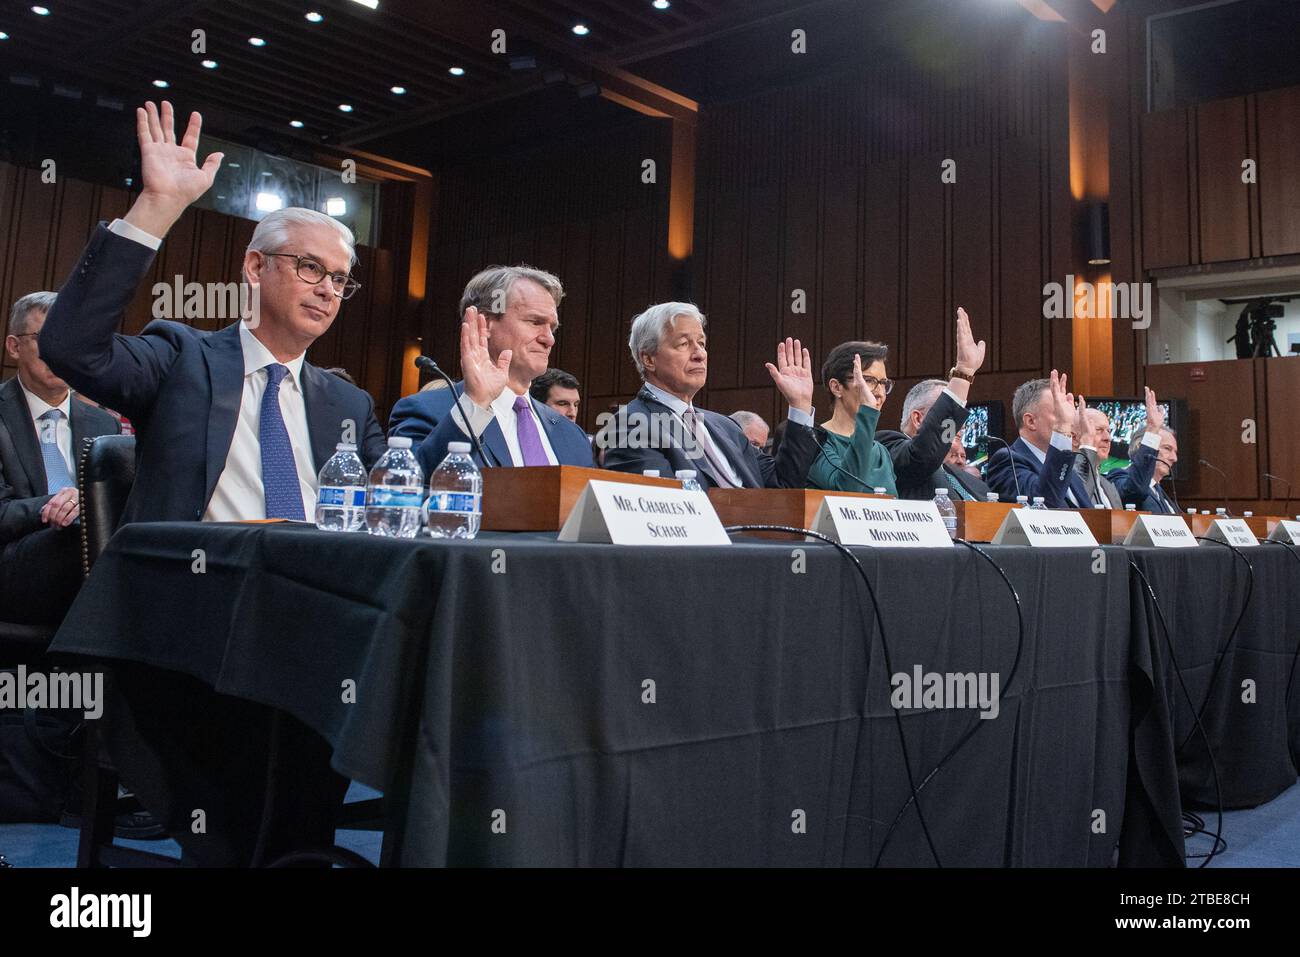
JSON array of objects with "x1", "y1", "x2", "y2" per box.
[
  {"x1": 262, "y1": 252, "x2": 360, "y2": 300},
  {"x1": 862, "y1": 375, "x2": 894, "y2": 395}
]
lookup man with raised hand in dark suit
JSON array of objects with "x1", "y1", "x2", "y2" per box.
[
  {"x1": 388, "y1": 266, "x2": 594, "y2": 474},
  {"x1": 2, "y1": 292, "x2": 120, "y2": 626},
  {"x1": 986, "y1": 371, "x2": 1093, "y2": 507},
  {"x1": 39, "y1": 102, "x2": 386, "y2": 526},
  {"x1": 601, "y1": 301, "x2": 819, "y2": 488},
  {"x1": 1108, "y1": 389, "x2": 1177, "y2": 513},
  {"x1": 876, "y1": 307, "x2": 990, "y2": 501}
]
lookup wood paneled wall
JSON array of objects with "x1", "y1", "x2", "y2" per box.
[{"x1": 0, "y1": 161, "x2": 409, "y2": 420}]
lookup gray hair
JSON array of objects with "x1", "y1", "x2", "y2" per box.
[
  {"x1": 247, "y1": 207, "x2": 357, "y2": 267},
  {"x1": 1129, "y1": 421, "x2": 1176, "y2": 448},
  {"x1": 730, "y1": 410, "x2": 767, "y2": 430},
  {"x1": 459, "y1": 265, "x2": 564, "y2": 317},
  {"x1": 628, "y1": 302, "x2": 706, "y2": 378},
  {"x1": 8, "y1": 291, "x2": 57, "y2": 336},
  {"x1": 899, "y1": 378, "x2": 948, "y2": 433},
  {"x1": 1012, "y1": 378, "x2": 1051, "y2": 430}
]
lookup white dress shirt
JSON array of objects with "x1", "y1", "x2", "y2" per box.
[
  {"x1": 202, "y1": 322, "x2": 318, "y2": 522},
  {"x1": 452, "y1": 386, "x2": 559, "y2": 467},
  {"x1": 19, "y1": 378, "x2": 73, "y2": 481},
  {"x1": 107, "y1": 218, "x2": 318, "y2": 520}
]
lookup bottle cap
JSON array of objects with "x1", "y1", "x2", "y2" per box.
[
  {"x1": 448, "y1": 442, "x2": 471, "y2": 454},
  {"x1": 642, "y1": 470, "x2": 660, "y2": 477},
  {"x1": 873, "y1": 487, "x2": 886, "y2": 495},
  {"x1": 675, "y1": 470, "x2": 696, "y2": 479},
  {"x1": 985, "y1": 493, "x2": 999, "y2": 502},
  {"x1": 1016, "y1": 495, "x2": 1028, "y2": 502},
  {"x1": 934, "y1": 488, "x2": 949, "y2": 495},
  {"x1": 335, "y1": 443, "x2": 357, "y2": 451},
  {"x1": 387, "y1": 437, "x2": 412, "y2": 449}
]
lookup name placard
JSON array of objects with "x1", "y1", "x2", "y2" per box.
[
  {"x1": 810, "y1": 497, "x2": 952, "y2": 548},
  {"x1": 991, "y1": 508, "x2": 1100, "y2": 547},
  {"x1": 1124, "y1": 514, "x2": 1197, "y2": 548},
  {"x1": 1268, "y1": 520, "x2": 1300, "y2": 545},
  {"x1": 558, "y1": 480, "x2": 730, "y2": 546},
  {"x1": 1200, "y1": 518, "x2": 1259, "y2": 548}
]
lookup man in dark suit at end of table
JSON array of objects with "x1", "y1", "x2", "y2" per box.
[
  {"x1": 985, "y1": 371, "x2": 1094, "y2": 507},
  {"x1": 877, "y1": 307, "x2": 991, "y2": 501},
  {"x1": 2, "y1": 292, "x2": 120, "y2": 626},
  {"x1": 39, "y1": 101, "x2": 386, "y2": 527},
  {"x1": 388, "y1": 265, "x2": 593, "y2": 474},
  {"x1": 1108, "y1": 390, "x2": 1178, "y2": 513},
  {"x1": 601, "y1": 301, "x2": 820, "y2": 488}
]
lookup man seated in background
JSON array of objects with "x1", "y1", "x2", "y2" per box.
[
  {"x1": 729, "y1": 410, "x2": 771, "y2": 452},
  {"x1": 530, "y1": 368, "x2": 582, "y2": 424},
  {"x1": 389, "y1": 266, "x2": 593, "y2": 473},
  {"x1": 2, "y1": 292, "x2": 120, "y2": 626},
  {"x1": 1108, "y1": 393, "x2": 1177, "y2": 513},
  {"x1": 40, "y1": 102, "x2": 386, "y2": 527},
  {"x1": 1073, "y1": 406, "x2": 1123, "y2": 508},
  {"x1": 985, "y1": 372, "x2": 1092, "y2": 507},
  {"x1": 876, "y1": 308, "x2": 988, "y2": 501},
  {"x1": 602, "y1": 302, "x2": 819, "y2": 488}
]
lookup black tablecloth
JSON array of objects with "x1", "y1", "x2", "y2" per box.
[
  {"x1": 50, "y1": 523, "x2": 1189, "y2": 867},
  {"x1": 1128, "y1": 543, "x2": 1300, "y2": 809}
]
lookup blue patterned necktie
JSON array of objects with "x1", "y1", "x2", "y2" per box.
[
  {"x1": 38, "y1": 409, "x2": 74, "y2": 494},
  {"x1": 259, "y1": 364, "x2": 305, "y2": 520}
]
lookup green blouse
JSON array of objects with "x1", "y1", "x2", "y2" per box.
[{"x1": 807, "y1": 404, "x2": 899, "y2": 496}]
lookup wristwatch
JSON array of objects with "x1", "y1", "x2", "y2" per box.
[{"x1": 948, "y1": 366, "x2": 975, "y2": 383}]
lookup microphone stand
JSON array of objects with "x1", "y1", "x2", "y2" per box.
[
  {"x1": 985, "y1": 436, "x2": 1022, "y2": 502},
  {"x1": 1199, "y1": 458, "x2": 1232, "y2": 517},
  {"x1": 413, "y1": 355, "x2": 497, "y2": 468},
  {"x1": 1264, "y1": 472, "x2": 1294, "y2": 518}
]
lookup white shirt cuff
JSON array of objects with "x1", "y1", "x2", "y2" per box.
[
  {"x1": 786, "y1": 407, "x2": 814, "y2": 427},
  {"x1": 1140, "y1": 431, "x2": 1161, "y2": 449},
  {"x1": 108, "y1": 218, "x2": 163, "y2": 250},
  {"x1": 450, "y1": 399, "x2": 495, "y2": 438},
  {"x1": 1049, "y1": 431, "x2": 1073, "y2": 452},
  {"x1": 941, "y1": 387, "x2": 967, "y2": 408}
]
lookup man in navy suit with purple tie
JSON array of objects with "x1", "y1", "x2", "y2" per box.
[{"x1": 388, "y1": 266, "x2": 594, "y2": 474}]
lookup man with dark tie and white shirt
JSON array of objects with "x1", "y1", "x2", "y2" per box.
[
  {"x1": 1072, "y1": 406, "x2": 1124, "y2": 509},
  {"x1": 985, "y1": 372, "x2": 1095, "y2": 508},
  {"x1": 1, "y1": 292, "x2": 119, "y2": 626},
  {"x1": 600, "y1": 301, "x2": 820, "y2": 488},
  {"x1": 388, "y1": 266, "x2": 594, "y2": 474},
  {"x1": 39, "y1": 101, "x2": 387, "y2": 528}
]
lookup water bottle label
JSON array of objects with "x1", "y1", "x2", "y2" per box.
[
  {"x1": 426, "y1": 491, "x2": 480, "y2": 513},
  {"x1": 368, "y1": 486, "x2": 424, "y2": 508},
  {"x1": 318, "y1": 486, "x2": 366, "y2": 508}
]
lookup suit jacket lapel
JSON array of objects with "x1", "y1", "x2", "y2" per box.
[
  {"x1": 532, "y1": 396, "x2": 570, "y2": 462},
  {"x1": 301, "y1": 363, "x2": 343, "y2": 473},
  {"x1": 201, "y1": 324, "x2": 246, "y2": 505},
  {"x1": 701, "y1": 409, "x2": 757, "y2": 487},
  {"x1": 0, "y1": 377, "x2": 47, "y2": 493},
  {"x1": 453, "y1": 382, "x2": 509, "y2": 467}
]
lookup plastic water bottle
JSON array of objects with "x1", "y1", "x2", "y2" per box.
[
  {"x1": 1016, "y1": 495, "x2": 1030, "y2": 509},
  {"x1": 425, "y1": 441, "x2": 482, "y2": 539},
  {"x1": 1030, "y1": 496, "x2": 1047, "y2": 510},
  {"x1": 1215, "y1": 507, "x2": 1228, "y2": 517},
  {"x1": 675, "y1": 469, "x2": 703, "y2": 493},
  {"x1": 315, "y1": 443, "x2": 367, "y2": 531},
  {"x1": 873, "y1": 486, "x2": 887, "y2": 496},
  {"x1": 1124, "y1": 504, "x2": 1137, "y2": 512},
  {"x1": 934, "y1": 487, "x2": 957, "y2": 539},
  {"x1": 365, "y1": 437, "x2": 424, "y2": 538},
  {"x1": 985, "y1": 492, "x2": 1000, "y2": 503}
]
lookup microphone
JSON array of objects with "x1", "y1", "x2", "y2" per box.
[
  {"x1": 1199, "y1": 458, "x2": 1231, "y2": 517},
  {"x1": 413, "y1": 355, "x2": 496, "y2": 468},
  {"x1": 984, "y1": 436, "x2": 1021, "y2": 502},
  {"x1": 1264, "y1": 472, "x2": 1294, "y2": 518}
]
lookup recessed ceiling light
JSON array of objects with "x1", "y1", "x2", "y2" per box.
[
  {"x1": 448, "y1": 66, "x2": 465, "y2": 76},
  {"x1": 572, "y1": 23, "x2": 589, "y2": 36},
  {"x1": 390, "y1": 85, "x2": 406, "y2": 95},
  {"x1": 227, "y1": 162, "x2": 240, "y2": 168},
  {"x1": 247, "y1": 36, "x2": 266, "y2": 47},
  {"x1": 152, "y1": 79, "x2": 169, "y2": 88},
  {"x1": 305, "y1": 11, "x2": 323, "y2": 22},
  {"x1": 338, "y1": 103, "x2": 353, "y2": 112},
  {"x1": 289, "y1": 120, "x2": 304, "y2": 128},
  {"x1": 255, "y1": 191, "x2": 284, "y2": 213},
  {"x1": 201, "y1": 59, "x2": 217, "y2": 69},
  {"x1": 653, "y1": 0, "x2": 671, "y2": 8},
  {"x1": 349, "y1": 0, "x2": 379, "y2": 9},
  {"x1": 0, "y1": 32, "x2": 9, "y2": 40},
  {"x1": 31, "y1": 6, "x2": 51, "y2": 15}
]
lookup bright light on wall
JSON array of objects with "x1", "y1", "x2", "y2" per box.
[
  {"x1": 255, "y1": 191, "x2": 284, "y2": 212},
  {"x1": 325, "y1": 197, "x2": 347, "y2": 216}
]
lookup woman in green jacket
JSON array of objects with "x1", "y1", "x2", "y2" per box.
[{"x1": 807, "y1": 340, "x2": 898, "y2": 495}]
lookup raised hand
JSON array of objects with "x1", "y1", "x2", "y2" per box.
[
  {"x1": 459, "y1": 306, "x2": 512, "y2": 407},
  {"x1": 954, "y1": 307, "x2": 986, "y2": 375},
  {"x1": 1049, "y1": 369, "x2": 1075, "y2": 433},
  {"x1": 1143, "y1": 386, "x2": 1164, "y2": 432},
  {"x1": 123, "y1": 101, "x2": 224, "y2": 238},
  {"x1": 1073, "y1": 394, "x2": 1089, "y2": 450},
  {"x1": 764, "y1": 337, "x2": 814, "y2": 414},
  {"x1": 840, "y1": 353, "x2": 881, "y2": 415}
]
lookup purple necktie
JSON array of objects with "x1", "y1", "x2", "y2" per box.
[{"x1": 512, "y1": 395, "x2": 549, "y2": 466}]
